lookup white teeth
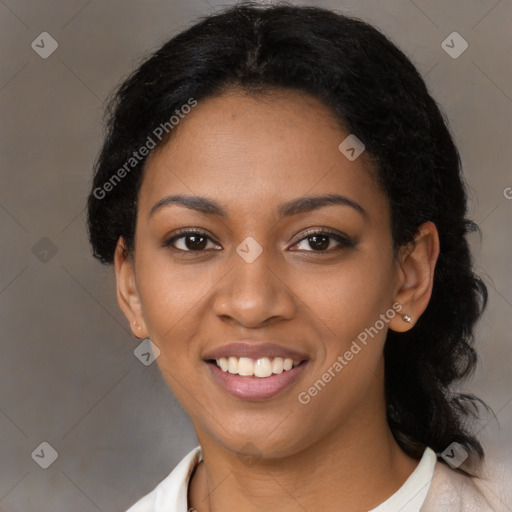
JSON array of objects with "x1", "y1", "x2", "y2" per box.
[
  {"x1": 218, "y1": 357, "x2": 229, "y2": 372},
  {"x1": 254, "y1": 357, "x2": 272, "y2": 378},
  {"x1": 272, "y1": 357, "x2": 284, "y2": 374},
  {"x1": 214, "y1": 356, "x2": 303, "y2": 378},
  {"x1": 228, "y1": 356, "x2": 238, "y2": 374},
  {"x1": 238, "y1": 357, "x2": 254, "y2": 376}
]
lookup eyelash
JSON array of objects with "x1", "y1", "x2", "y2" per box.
[{"x1": 162, "y1": 227, "x2": 356, "y2": 254}]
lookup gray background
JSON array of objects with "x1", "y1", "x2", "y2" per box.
[{"x1": 1, "y1": 0, "x2": 511, "y2": 510}]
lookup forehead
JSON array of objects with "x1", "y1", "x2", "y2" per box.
[{"x1": 138, "y1": 88, "x2": 383, "y2": 217}]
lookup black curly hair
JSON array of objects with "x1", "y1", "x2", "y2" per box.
[{"x1": 87, "y1": 1, "x2": 489, "y2": 469}]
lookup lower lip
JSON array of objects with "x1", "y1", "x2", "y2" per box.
[{"x1": 206, "y1": 361, "x2": 308, "y2": 401}]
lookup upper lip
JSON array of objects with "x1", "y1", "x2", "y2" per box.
[{"x1": 203, "y1": 341, "x2": 309, "y2": 362}]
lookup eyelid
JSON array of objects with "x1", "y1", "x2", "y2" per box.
[
  {"x1": 163, "y1": 226, "x2": 355, "y2": 253},
  {"x1": 162, "y1": 228, "x2": 220, "y2": 250},
  {"x1": 290, "y1": 227, "x2": 356, "y2": 250}
]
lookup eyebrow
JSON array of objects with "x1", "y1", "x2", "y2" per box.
[{"x1": 149, "y1": 193, "x2": 366, "y2": 219}]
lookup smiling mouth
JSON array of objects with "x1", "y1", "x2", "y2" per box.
[{"x1": 207, "y1": 356, "x2": 306, "y2": 378}]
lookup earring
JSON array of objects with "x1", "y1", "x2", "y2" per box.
[{"x1": 402, "y1": 314, "x2": 412, "y2": 323}]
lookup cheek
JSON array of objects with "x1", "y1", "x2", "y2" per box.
[
  {"x1": 295, "y1": 266, "x2": 392, "y2": 416},
  {"x1": 136, "y1": 260, "x2": 207, "y2": 405},
  {"x1": 136, "y1": 251, "x2": 213, "y2": 335},
  {"x1": 295, "y1": 252, "x2": 395, "y2": 343},
  {"x1": 134, "y1": 257, "x2": 217, "y2": 386}
]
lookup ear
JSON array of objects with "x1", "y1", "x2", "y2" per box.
[
  {"x1": 114, "y1": 236, "x2": 148, "y2": 339},
  {"x1": 388, "y1": 221, "x2": 440, "y2": 333}
]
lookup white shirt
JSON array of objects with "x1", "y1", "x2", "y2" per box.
[{"x1": 125, "y1": 445, "x2": 511, "y2": 511}]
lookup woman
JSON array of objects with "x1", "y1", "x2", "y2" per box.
[{"x1": 86, "y1": 3, "x2": 509, "y2": 511}]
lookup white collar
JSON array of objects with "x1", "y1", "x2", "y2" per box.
[
  {"x1": 125, "y1": 446, "x2": 436, "y2": 512},
  {"x1": 369, "y1": 447, "x2": 436, "y2": 511}
]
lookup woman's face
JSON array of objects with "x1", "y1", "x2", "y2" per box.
[{"x1": 119, "y1": 88, "x2": 407, "y2": 458}]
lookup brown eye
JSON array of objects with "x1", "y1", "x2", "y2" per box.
[
  {"x1": 163, "y1": 230, "x2": 221, "y2": 252},
  {"x1": 306, "y1": 234, "x2": 330, "y2": 251},
  {"x1": 291, "y1": 229, "x2": 356, "y2": 252}
]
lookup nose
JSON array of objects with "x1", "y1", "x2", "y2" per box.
[{"x1": 212, "y1": 243, "x2": 296, "y2": 328}]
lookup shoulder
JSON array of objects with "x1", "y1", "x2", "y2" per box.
[
  {"x1": 124, "y1": 446, "x2": 202, "y2": 512},
  {"x1": 421, "y1": 457, "x2": 512, "y2": 512}
]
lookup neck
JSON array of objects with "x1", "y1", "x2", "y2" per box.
[{"x1": 189, "y1": 404, "x2": 418, "y2": 512}]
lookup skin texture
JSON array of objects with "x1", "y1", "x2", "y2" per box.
[{"x1": 114, "y1": 88, "x2": 440, "y2": 512}]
